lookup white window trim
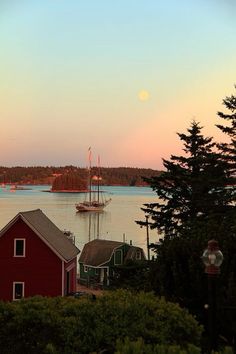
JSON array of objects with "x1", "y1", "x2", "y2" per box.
[
  {"x1": 136, "y1": 251, "x2": 142, "y2": 260},
  {"x1": 14, "y1": 239, "x2": 26, "y2": 257},
  {"x1": 114, "y1": 249, "x2": 123, "y2": 265},
  {"x1": 13, "y1": 282, "x2": 25, "y2": 301},
  {"x1": 84, "y1": 265, "x2": 88, "y2": 272}
]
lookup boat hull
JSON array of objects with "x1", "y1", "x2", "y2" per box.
[{"x1": 75, "y1": 199, "x2": 111, "y2": 212}]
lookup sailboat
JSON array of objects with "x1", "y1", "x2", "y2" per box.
[{"x1": 75, "y1": 150, "x2": 111, "y2": 212}]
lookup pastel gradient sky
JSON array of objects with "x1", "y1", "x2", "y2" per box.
[{"x1": 0, "y1": 0, "x2": 236, "y2": 169}]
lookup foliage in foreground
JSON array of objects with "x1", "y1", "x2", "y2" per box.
[
  {"x1": 110, "y1": 260, "x2": 152, "y2": 291},
  {"x1": 114, "y1": 338, "x2": 233, "y2": 354},
  {"x1": 0, "y1": 290, "x2": 202, "y2": 354}
]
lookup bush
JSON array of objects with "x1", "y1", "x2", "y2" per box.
[
  {"x1": 115, "y1": 338, "x2": 201, "y2": 354},
  {"x1": 0, "y1": 290, "x2": 203, "y2": 353},
  {"x1": 114, "y1": 338, "x2": 234, "y2": 354}
]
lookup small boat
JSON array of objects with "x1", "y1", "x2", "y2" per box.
[
  {"x1": 15, "y1": 186, "x2": 32, "y2": 190},
  {"x1": 10, "y1": 185, "x2": 32, "y2": 191},
  {"x1": 75, "y1": 149, "x2": 111, "y2": 212}
]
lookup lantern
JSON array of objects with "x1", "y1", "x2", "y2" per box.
[{"x1": 202, "y1": 240, "x2": 223, "y2": 275}]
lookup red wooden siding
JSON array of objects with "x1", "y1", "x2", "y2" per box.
[
  {"x1": 64, "y1": 258, "x2": 77, "y2": 295},
  {"x1": 0, "y1": 218, "x2": 63, "y2": 301}
]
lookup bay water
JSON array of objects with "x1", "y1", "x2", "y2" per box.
[{"x1": 0, "y1": 185, "x2": 157, "y2": 256}]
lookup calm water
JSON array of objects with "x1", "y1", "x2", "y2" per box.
[{"x1": 0, "y1": 185, "x2": 157, "y2": 255}]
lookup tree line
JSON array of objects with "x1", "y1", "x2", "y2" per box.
[{"x1": 0, "y1": 166, "x2": 161, "y2": 188}]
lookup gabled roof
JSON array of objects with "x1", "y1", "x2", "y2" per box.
[
  {"x1": 79, "y1": 239, "x2": 125, "y2": 267},
  {"x1": 125, "y1": 246, "x2": 146, "y2": 261},
  {"x1": 0, "y1": 209, "x2": 80, "y2": 262}
]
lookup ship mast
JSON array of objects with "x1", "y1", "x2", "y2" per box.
[
  {"x1": 97, "y1": 155, "x2": 100, "y2": 204},
  {"x1": 88, "y1": 147, "x2": 92, "y2": 204}
]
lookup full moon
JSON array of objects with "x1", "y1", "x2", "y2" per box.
[{"x1": 138, "y1": 90, "x2": 150, "y2": 101}]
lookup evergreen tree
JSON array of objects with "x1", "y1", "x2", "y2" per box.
[
  {"x1": 216, "y1": 86, "x2": 236, "y2": 175},
  {"x1": 138, "y1": 121, "x2": 236, "y2": 347},
  {"x1": 140, "y1": 121, "x2": 230, "y2": 238},
  {"x1": 215, "y1": 88, "x2": 236, "y2": 346}
]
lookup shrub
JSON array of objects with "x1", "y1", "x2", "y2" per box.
[
  {"x1": 114, "y1": 338, "x2": 234, "y2": 354},
  {"x1": 0, "y1": 290, "x2": 202, "y2": 353}
]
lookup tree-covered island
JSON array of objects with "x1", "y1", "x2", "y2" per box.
[{"x1": 0, "y1": 166, "x2": 161, "y2": 191}]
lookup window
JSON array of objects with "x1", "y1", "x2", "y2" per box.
[
  {"x1": 95, "y1": 268, "x2": 99, "y2": 275},
  {"x1": 14, "y1": 239, "x2": 25, "y2": 257},
  {"x1": 114, "y1": 250, "x2": 122, "y2": 265},
  {"x1": 13, "y1": 282, "x2": 24, "y2": 300},
  {"x1": 84, "y1": 265, "x2": 88, "y2": 272},
  {"x1": 136, "y1": 250, "x2": 142, "y2": 260}
]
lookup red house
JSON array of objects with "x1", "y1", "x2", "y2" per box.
[{"x1": 0, "y1": 209, "x2": 80, "y2": 301}]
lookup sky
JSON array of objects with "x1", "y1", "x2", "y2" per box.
[{"x1": 0, "y1": 0, "x2": 236, "y2": 169}]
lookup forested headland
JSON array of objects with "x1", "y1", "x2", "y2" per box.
[{"x1": 0, "y1": 166, "x2": 161, "y2": 189}]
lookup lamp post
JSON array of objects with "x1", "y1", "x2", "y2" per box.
[{"x1": 202, "y1": 240, "x2": 223, "y2": 351}]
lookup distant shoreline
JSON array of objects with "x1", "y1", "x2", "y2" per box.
[
  {"x1": 43, "y1": 189, "x2": 88, "y2": 193},
  {"x1": 42, "y1": 185, "x2": 149, "y2": 193}
]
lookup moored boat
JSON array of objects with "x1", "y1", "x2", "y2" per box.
[
  {"x1": 75, "y1": 197, "x2": 111, "y2": 212},
  {"x1": 75, "y1": 149, "x2": 111, "y2": 212}
]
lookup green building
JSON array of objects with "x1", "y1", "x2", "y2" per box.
[{"x1": 79, "y1": 239, "x2": 145, "y2": 288}]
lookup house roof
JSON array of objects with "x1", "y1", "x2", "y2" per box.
[
  {"x1": 79, "y1": 239, "x2": 125, "y2": 267},
  {"x1": 125, "y1": 246, "x2": 145, "y2": 261},
  {"x1": 0, "y1": 209, "x2": 80, "y2": 262}
]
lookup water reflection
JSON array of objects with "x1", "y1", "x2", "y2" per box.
[{"x1": 76, "y1": 211, "x2": 106, "y2": 241}]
